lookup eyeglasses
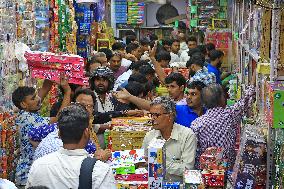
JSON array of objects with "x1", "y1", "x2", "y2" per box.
[
  {"x1": 148, "y1": 112, "x2": 169, "y2": 118},
  {"x1": 71, "y1": 102, "x2": 94, "y2": 110}
]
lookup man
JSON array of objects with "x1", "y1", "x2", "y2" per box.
[
  {"x1": 169, "y1": 39, "x2": 181, "y2": 66},
  {"x1": 34, "y1": 88, "x2": 111, "y2": 161},
  {"x1": 161, "y1": 39, "x2": 172, "y2": 52},
  {"x1": 165, "y1": 73, "x2": 187, "y2": 105},
  {"x1": 126, "y1": 43, "x2": 142, "y2": 61},
  {"x1": 207, "y1": 50, "x2": 224, "y2": 84},
  {"x1": 191, "y1": 81, "x2": 255, "y2": 168},
  {"x1": 155, "y1": 50, "x2": 171, "y2": 68},
  {"x1": 26, "y1": 104, "x2": 116, "y2": 189},
  {"x1": 175, "y1": 81, "x2": 206, "y2": 128},
  {"x1": 180, "y1": 36, "x2": 198, "y2": 65},
  {"x1": 89, "y1": 66, "x2": 143, "y2": 148},
  {"x1": 187, "y1": 53, "x2": 216, "y2": 85},
  {"x1": 12, "y1": 77, "x2": 71, "y2": 187},
  {"x1": 112, "y1": 42, "x2": 132, "y2": 68},
  {"x1": 143, "y1": 97, "x2": 197, "y2": 182},
  {"x1": 178, "y1": 32, "x2": 188, "y2": 54},
  {"x1": 86, "y1": 52, "x2": 108, "y2": 76},
  {"x1": 140, "y1": 37, "x2": 151, "y2": 61},
  {"x1": 138, "y1": 64, "x2": 155, "y2": 83},
  {"x1": 109, "y1": 52, "x2": 127, "y2": 79}
]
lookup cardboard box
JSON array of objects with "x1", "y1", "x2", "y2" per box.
[
  {"x1": 184, "y1": 170, "x2": 204, "y2": 189},
  {"x1": 111, "y1": 117, "x2": 152, "y2": 127},
  {"x1": 163, "y1": 182, "x2": 180, "y2": 189},
  {"x1": 115, "y1": 173, "x2": 148, "y2": 181},
  {"x1": 148, "y1": 138, "x2": 166, "y2": 189},
  {"x1": 200, "y1": 147, "x2": 228, "y2": 170}
]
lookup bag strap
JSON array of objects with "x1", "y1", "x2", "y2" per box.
[{"x1": 78, "y1": 157, "x2": 97, "y2": 189}]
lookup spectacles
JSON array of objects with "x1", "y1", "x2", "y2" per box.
[
  {"x1": 148, "y1": 112, "x2": 169, "y2": 118},
  {"x1": 71, "y1": 102, "x2": 94, "y2": 110}
]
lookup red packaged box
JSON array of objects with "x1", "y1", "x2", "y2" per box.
[
  {"x1": 202, "y1": 170, "x2": 225, "y2": 187},
  {"x1": 200, "y1": 147, "x2": 228, "y2": 170},
  {"x1": 115, "y1": 173, "x2": 148, "y2": 181}
]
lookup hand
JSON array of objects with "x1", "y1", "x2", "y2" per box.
[
  {"x1": 95, "y1": 149, "x2": 112, "y2": 161},
  {"x1": 126, "y1": 109, "x2": 144, "y2": 117},
  {"x1": 125, "y1": 53, "x2": 138, "y2": 62},
  {"x1": 149, "y1": 43, "x2": 157, "y2": 60},
  {"x1": 59, "y1": 73, "x2": 71, "y2": 93},
  {"x1": 112, "y1": 88, "x2": 131, "y2": 100}
]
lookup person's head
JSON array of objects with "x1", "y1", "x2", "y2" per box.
[
  {"x1": 186, "y1": 54, "x2": 205, "y2": 77},
  {"x1": 109, "y1": 52, "x2": 122, "y2": 72},
  {"x1": 27, "y1": 186, "x2": 49, "y2": 189},
  {"x1": 205, "y1": 43, "x2": 216, "y2": 54},
  {"x1": 98, "y1": 48, "x2": 113, "y2": 62},
  {"x1": 187, "y1": 36, "x2": 197, "y2": 49},
  {"x1": 185, "y1": 81, "x2": 206, "y2": 109},
  {"x1": 201, "y1": 84, "x2": 226, "y2": 109},
  {"x1": 125, "y1": 81, "x2": 145, "y2": 98},
  {"x1": 162, "y1": 39, "x2": 172, "y2": 52},
  {"x1": 58, "y1": 104, "x2": 90, "y2": 147},
  {"x1": 126, "y1": 43, "x2": 142, "y2": 60},
  {"x1": 128, "y1": 60, "x2": 149, "y2": 73},
  {"x1": 209, "y1": 50, "x2": 224, "y2": 68},
  {"x1": 73, "y1": 88, "x2": 96, "y2": 116},
  {"x1": 188, "y1": 48, "x2": 202, "y2": 57},
  {"x1": 12, "y1": 86, "x2": 41, "y2": 112},
  {"x1": 150, "y1": 96, "x2": 176, "y2": 130},
  {"x1": 171, "y1": 39, "x2": 180, "y2": 54},
  {"x1": 164, "y1": 73, "x2": 186, "y2": 101},
  {"x1": 138, "y1": 65, "x2": 155, "y2": 82},
  {"x1": 155, "y1": 50, "x2": 171, "y2": 68},
  {"x1": 89, "y1": 66, "x2": 114, "y2": 94},
  {"x1": 86, "y1": 57, "x2": 101, "y2": 75},
  {"x1": 112, "y1": 42, "x2": 126, "y2": 56},
  {"x1": 178, "y1": 32, "x2": 186, "y2": 42},
  {"x1": 94, "y1": 52, "x2": 108, "y2": 66},
  {"x1": 140, "y1": 37, "x2": 150, "y2": 53},
  {"x1": 128, "y1": 73, "x2": 148, "y2": 84},
  {"x1": 126, "y1": 35, "x2": 137, "y2": 45},
  {"x1": 197, "y1": 45, "x2": 207, "y2": 56}
]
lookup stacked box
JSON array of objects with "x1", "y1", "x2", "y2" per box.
[
  {"x1": 109, "y1": 117, "x2": 152, "y2": 151},
  {"x1": 184, "y1": 170, "x2": 204, "y2": 189},
  {"x1": 163, "y1": 182, "x2": 180, "y2": 189},
  {"x1": 201, "y1": 170, "x2": 225, "y2": 187},
  {"x1": 199, "y1": 147, "x2": 228, "y2": 170},
  {"x1": 265, "y1": 81, "x2": 284, "y2": 128},
  {"x1": 25, "y1": 51, "x2": 88, "y2": 85},
  {"x1": 148, "y1": 138, "x2": 166, "y2": 189}
]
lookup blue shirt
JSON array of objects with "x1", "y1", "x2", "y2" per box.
[
  {"x1": 175, "y1": 105, "x2": 200, "y2": 128},
  {"x1": 207, "y1": 64, "x2": 221, "y2": 84}
]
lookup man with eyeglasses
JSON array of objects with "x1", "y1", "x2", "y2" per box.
[
  {"x1": 142, "y1": 96, "x2": 197, "y2": 182},
  {"x1": 33, "y1": 88, "x2": 111, "y2": 161}
]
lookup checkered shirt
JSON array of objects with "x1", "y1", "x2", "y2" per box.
[
  {"x1": 189, "y1": 66, "x2": 216, "y2": 85},
  {"x1": 191, "y1": 85, "x2": 255, "y2": 168}
]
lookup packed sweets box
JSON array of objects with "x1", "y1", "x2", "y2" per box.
[
  {"x1": 201, "y1": 170, "x2": 225, "y2": 187},
  {"x1": 200, "y1": 147, "x2": 228, "y2": 170},
  {"x1": 25, "y1": 51, "x2": 89, "y2": 85},
  {"x1": 148, "y1": 138, "x2": 166, "y2": 189},
  {"x1": 111, "y1": 117, "x2": 152, "y2": 127},
  {"x1": 184, "y1": 170, "x2": 205, "y2": 189}
]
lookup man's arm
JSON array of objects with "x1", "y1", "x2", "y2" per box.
[
  {"x1": 166, "y1": 132, "x2": 197, "y2": 176},
  {"x1": 149, "y1": 45, "x2": 167, "y2": 84},
  {"x1": 38, "y1": 79, "x2": 53, "y2": 101}
]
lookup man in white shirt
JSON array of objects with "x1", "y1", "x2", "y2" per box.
[
  {"x1": 179, "y1": 36, "x2": 198, "y2": 66},
  {"x1": 26, "y1": 103, "x2": 116, "y2": 189},
  {"x1": 169, "y1": 39, "x2": 181, "y2": 65}
]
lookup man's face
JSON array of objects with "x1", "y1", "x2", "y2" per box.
[
  {"x1": 109, "y1": 55, "x2": 122, "y2": 71},
  {"x1": 132, "y1": 47, "x2": 142, "y2": 59},
  {"x1": 166, "y1": 81, "x2": 184, "y2": 101},
  {"x1": 171, "y1": 42, "x2": 180, "y2": 54},
  {"x1": 21, "y1": 92, "x2": 42, "y2": 112},
  {"x1": 89, "y1": 62, "x2": 101, "y2": 74},
  {"x1": 141, "y1": 45, "x2": 149, "y2": 53},
  {"x1": 163, "y1": 45, "x2": 171, "y2": 52},
  {"x1": 187, "y1": 41, "x2": 197, "y2": 49},
  {"x1": 97, "y1": 56, "x2": 108, "y2": 66},
  {"x1": 94, "y1": 77, "x2": 109, "y2": 94},
  {"x1": 75, "y1": 94, "x2": 94, "y2": 116},
  {"x1": 160, "y1": 60, "x2": 170, "y2": 68},
  {"x1": 150, "y1": 104, "x2": 173, "y2": 130},
  {"x1": 185, "y1": 88, "x2": 201, "y2": 109}
]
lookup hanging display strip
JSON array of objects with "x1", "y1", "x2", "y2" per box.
[
  {"x1": 115, "y1": 0, "x2": 127, "y2": 24},
  {"x1": 280, "y1": 10, "x2": 284, "y2": 69},
  {"x1": 259, "y1": 10, "x2": 272, "y2": 62},
  {"x1": 189, "y1": 0, "x2": 228, "y2": 29},
  {"x1": 127, "y1": 1, "x2": 144, "y2": 25},
  {"x1": 231, "y1": 123, "x2": 267, "y2": 188}
]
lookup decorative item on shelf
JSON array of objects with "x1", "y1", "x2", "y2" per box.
[
  {"x1": 265, "y1": 81, "x2": 284, "y2": 129},
  {"x1": 148, "y1": 138, "x2": 166, "y2": 189},
  {"x1": 115, "y1": 0, "x2": 127, "y2": 24},
  {"x1": 259, "y1": 10, "x2": 272, "y2": 62},
  {"x1": 127, "y1": 1, "x2": 144, "y2": 25}
]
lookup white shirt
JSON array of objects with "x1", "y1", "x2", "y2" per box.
[
  {"x1": 113, "y1": 69, "x2": 133, "y2": 91},
  {"x1": 121, "y1": 58, "x2": 132, "y2": 68},
  {"x1": 26, "y1": 148, "x2": 116, "y2": 189},
  {"x1": 179, "y1": 41, "x2": 188, "y2": 54},
  {"x1": 170, "y1": 52, "x2": 180, "y2": 64},
  {"x1": 180, "y1": 49, "x2": 190, "y2": 63}
]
